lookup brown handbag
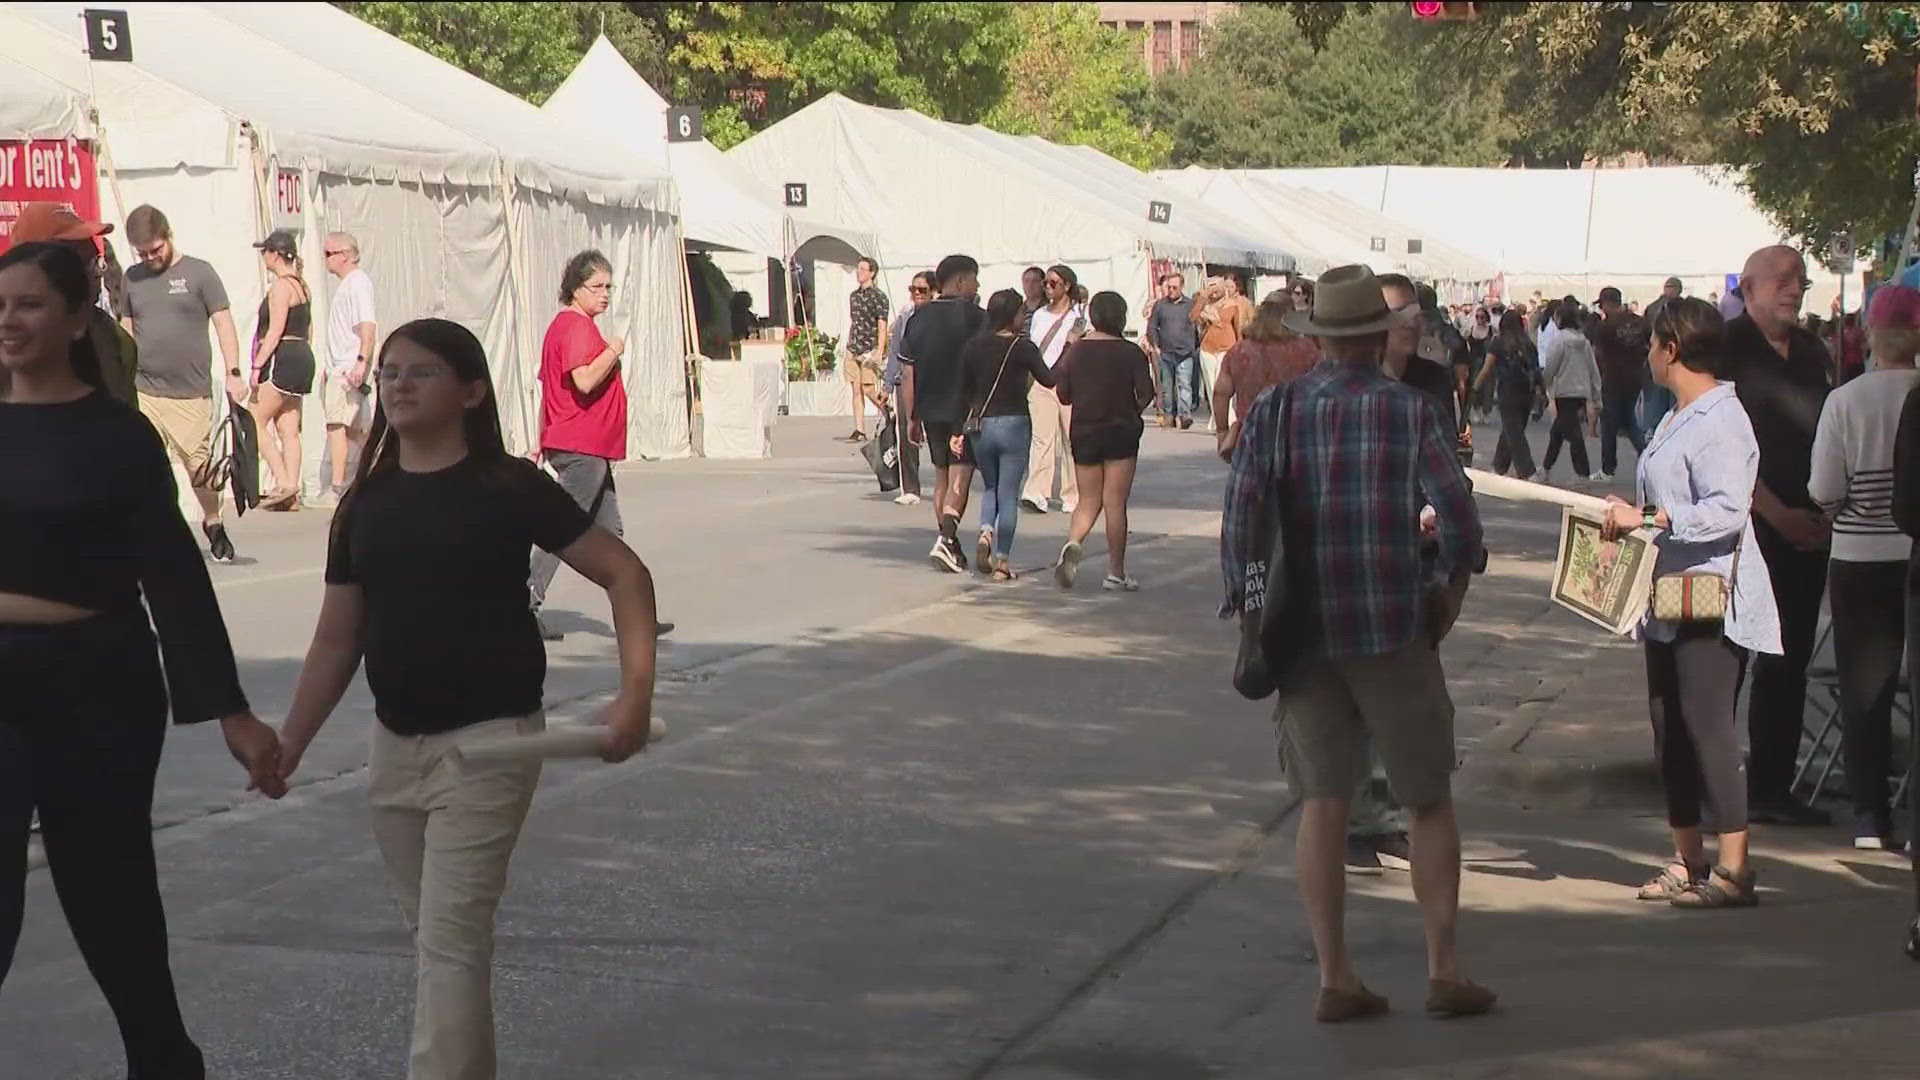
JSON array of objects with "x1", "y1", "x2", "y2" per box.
[{"x1": 1650, "y1": 548, "x2": 1739, "y2": 623}]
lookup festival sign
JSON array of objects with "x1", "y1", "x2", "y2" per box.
[{"x1": 0, "y1": 137, "x2": 102, "y2": 252}]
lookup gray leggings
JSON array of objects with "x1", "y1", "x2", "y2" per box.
[
  {"x1": 1645, "y1": 624, "x2": 1750, "y2": 831},
  {"x1": 528, "y1": 450, "x2": 622, "y2": 610}
]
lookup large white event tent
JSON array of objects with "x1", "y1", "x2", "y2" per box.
[
  {"x1": 8, "y1": 1, "x2": 692, "y2": 470},
  {"x1": 1156, "y1": 167, "x2": 1496, "y2": 287},
  {"x1": 1223, "y1": 165, "x2": 1804, "y2": 307},
  {"x1": 727, "y1": 93, "x2": 1295, "y2": 343},
  {"x1": 544, "y1": 36, "x2": 875, "y2": 267}
]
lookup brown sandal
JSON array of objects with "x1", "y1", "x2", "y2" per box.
[
  {"x1": 1670, "y1": 864, "x2": 1757, "y2": 909},
  {"x1": 1315, "y1": 983, "x2": 1389, "y2": 1023},
  {"x1": 1426, "y1": 978, "x2": 1498, "y2": 1018},
  {"x1": 1637, "y1": 860, "x2": 1706, "y2": 901}
]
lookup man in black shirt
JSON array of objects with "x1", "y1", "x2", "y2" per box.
[
  {"x1": 1723, "y1": 245, "x2": 1834, "y2": 826},
  {"x1": 1592, "y1": 286, "x2": 1650, "y2": 479},
  {"x1": 900, "y1": 254, "x2": 985, "y2": 573}
]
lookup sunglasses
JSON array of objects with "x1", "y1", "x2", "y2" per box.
[
  {"x1": 135, "y1": 242, "x2": 168, "y2": 260},
  {"x1": 909, "y1": 285, "x2": 930, "y2": 295},
  {"x1": 323, "y1": 248, "x2": 349, "y2": 258}
]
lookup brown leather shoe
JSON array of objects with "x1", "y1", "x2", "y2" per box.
[
  {"x1": 1426, "y1": 978, "x2": 1497, "y2": 1018},
  {"x1": 1314, "y1": 984, "x2": 1389, "y2": 1023}
]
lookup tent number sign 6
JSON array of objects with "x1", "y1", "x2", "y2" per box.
[{"x1": 666, "y1": 106, "x2": 703, "y2": 144}]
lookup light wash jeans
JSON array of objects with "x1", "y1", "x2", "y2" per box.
[
  {"x1": 1158, "y1": 352, "x2": 1196, "y2": 419},
  {"x1": 973, "y1": 414, "x2": 1033, "y2": 560}
]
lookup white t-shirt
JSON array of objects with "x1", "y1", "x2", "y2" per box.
[
  {"x1": 1809, "y1": 366, "x2": 1920, "y2": 563},
  {"x1": 1028, "y1": 303, "x2": 1086, "y2": 368},
  {"x1": 327, "y1": 267, "x2": 377, "y2": 373}
]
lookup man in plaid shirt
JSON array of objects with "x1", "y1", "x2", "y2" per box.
[{"x1": 1221, "y1": 265, "x2": 1491, "y2": 1023}]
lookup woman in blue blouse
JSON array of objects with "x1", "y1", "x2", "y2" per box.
[{"x1": 1602, "y1": 297, "x2": 1782, "y2": 909}]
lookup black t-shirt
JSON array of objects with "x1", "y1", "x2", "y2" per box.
[
  {"x1": 325, "y1": 455, "x2": 593, "y2": 735},
  {"x1": 1401, "y1": 354, "x2": 1458, "y2": 433},
  {"x1": 1487, "y1": 336, "x2": 1540, "y2": 404},
  {"x1": 1722, "y1": 314, "x2": 1832, "y2": 511},
  {"x1": 961, "y1": 333, "x2": 1055, "y2": 418},
  {"x1": 900, "y1": 295, "x2": 985, "y2": 424}
]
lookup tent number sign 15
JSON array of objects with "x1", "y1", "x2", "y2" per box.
[
  {"x1": 83, "y1": 9, "x2": 133, "y2": 62},
  {"x1": 666, "y1": 106, "x2": 702, "y2": 144},
  {"x1": 1148, "y1": 200, "x2": 1172, "y2": 225},
  {"x1": 784, "y1": 183, "x2": 808, "y2": 208}
]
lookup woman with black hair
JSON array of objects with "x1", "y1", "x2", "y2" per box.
[
  {"x1": 276, "y1": 316, "x2": 661, "y2": 1078},
  {"x1": 1022, "y1": 263, "x2": 1087, "y2": 515},
  {"x1": 1053, "y1": 290, "x2": 1155, "y2": 592},
  {"x1": 1473, "y1": 309, "x2": 1543, "y2": 479},
  {"x1": 0, "y1": 241, "x2": 280, "y2": 1080},
  {"x1": 952, "y1": 288, "x2": 1057, "y2": 579}
]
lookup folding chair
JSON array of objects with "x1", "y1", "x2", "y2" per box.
[{"x1": 1791, "y1": 610, "x2": 1915, "y2": 811}]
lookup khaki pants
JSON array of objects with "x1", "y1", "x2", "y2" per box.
[
  {"x1": 1020, "y1": 381, "x2": 1078, "y2": 509},
  {"x1": 1198, "y1": 349, "x2": 1226, "y2": 423},
  {"x1": 369, "y1": 715, "x2": 544, "y2": 1080}
]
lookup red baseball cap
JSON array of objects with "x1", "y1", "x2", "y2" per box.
[
  {"x1": 10, "y1": 201, "x2": 113, "y2": 244},
  {"x1": 1867, "y1": 284, "x2": 1920, "y2": 331}
]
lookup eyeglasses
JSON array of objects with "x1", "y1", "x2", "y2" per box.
[
  {"x1": 134, "y1": 242, "x2": 168, "y2": 260},
  {"x1": 582, "y1": 282, "x2": 613, "y2": 295},
  {"x1": 376, "y1": 363, "x2": 451, "y2": 384}
]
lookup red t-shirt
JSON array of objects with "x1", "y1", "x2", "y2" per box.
[{"x1": 539, "y1": 308, "x2": 626, "y2": 460}]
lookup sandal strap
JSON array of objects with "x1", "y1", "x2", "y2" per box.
[{"x1": 1672, "y1": 865, "x2": 1754, "y2": 908}]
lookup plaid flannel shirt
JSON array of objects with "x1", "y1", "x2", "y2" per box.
[{"x1": 1220, "y1": 362, "x2": 1483, "y2": 658}]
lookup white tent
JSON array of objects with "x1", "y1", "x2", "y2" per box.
[
  {"x1": 727, "y1": 93, "x2": 1294, "y2": 344},
  {"x1": 13, "y1": 1, "x2": 692, "y2": 471},
  {"x1": 544, "y1": 36, "x2": 875, "y2": 266}
]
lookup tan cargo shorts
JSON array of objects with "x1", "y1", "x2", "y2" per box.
[
  {"x1": 137, "y1": 393, "x2": 216, "y2": 489},
  {"x1": 1273, "y1": 640, "x2": 1458, "y2": 811}
]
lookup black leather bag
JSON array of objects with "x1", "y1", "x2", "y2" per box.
[{"x1": 1232, "y1": 386, "x2": 1297, "y2": 700}]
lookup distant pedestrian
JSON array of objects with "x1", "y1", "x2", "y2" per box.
[
  {"x1": 1592, "y1": 286, "x2": 1650, "y2": 480},
  {"x1": 900, "y1": 254, "x2": 986, "y2": 573},
  {"x1": 1143, "y1": 271, "x2": 1199, "y2": 430},
  {"x1": 1223, "y1": 264, "x2": 1490, "y2": 1022},
  {"x1": 1053, "y1": 291, "x2": 1154, "y2": 592},
  {"x1": 1540, "y1": 303, "x2": 1602, "y2": 482},
  {"x1": 839, "y1": 257, "x2": 889, "y2": 443},
  {"x1": 1212, "y1": 294, "x2": 1319, "y2": 462},
  {"x1": 879, "y1": 269, "x2": 934, "y2": 505},
  {"x1": 275, "y1": 317, "x2": 661, "y2": 1080},
  {"x1": 1600, "y1": 296, "x2": 1779, "y2": 909},
  {"x1": 1473, "y1": 310, "x2": 1543, "y2": 479},
  {"x1": 1020, "y1": 264, "x2": 1087, "y2": 516},
  {"x1": 1194, "y1": 273, "x2": 1253, "y2": 424},
  {"x1": 1018, "y1": 265, "x2": 1045, "y2": 333},
  {"x1": 1640, "y1": 277, "x2": 1684, "y2": 430},
  {"x1": 319, "y1": 231, "x2": 375, "y2": 505},
  {"x1": 122, "y1": 204, "x2": 245, "y2": 562},
  {"x1": 955, "y1": 289, "x2": 1057, "y2": 580},
  {"x1": 0, "y1": 241, "x2": 280, "y2": 1080},
  {"x1": 246, "y1": 229, "x2": 313, "y2": 511}
]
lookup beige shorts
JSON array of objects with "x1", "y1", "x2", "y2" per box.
[
  {"x1": 1273, "y1": 640, "x2": 1458, "y2": 810},
  {"x1": 136, "y1": 393, "x2": 216, "y2": 489},
  {"x1": 844, "y1": 350, "x2": 880, "y2": 390},
  {"x1": 321, "y1": 369, "x2": 370, "y2": 430}
]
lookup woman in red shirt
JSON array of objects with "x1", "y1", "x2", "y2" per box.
[{"x1": 1213, "y1": 296, "x2": 1320, "y2": 461}]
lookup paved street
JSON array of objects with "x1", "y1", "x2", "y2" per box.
[{"x1": 3, "y1": 416, "x2": 1914, "y2": 1079}]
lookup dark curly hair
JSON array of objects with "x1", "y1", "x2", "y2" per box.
[{"x1": 559, "y1": 249, "x2": 612, "y2": 305}]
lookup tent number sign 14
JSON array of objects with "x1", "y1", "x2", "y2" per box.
[
  {"x1": 784, "y1": 183, "x2": 808, "y2": 208},
  {"x1": 1148, "y1": 200, "x2": 1172, "y2": 225},
  {"x1": 666, "y1": 107, "x2": 702, "y2": 144},
  {"x1": 82, "y1": 9, "x2": 133, "y2": 62}
]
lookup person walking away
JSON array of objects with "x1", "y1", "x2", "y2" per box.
[
  {"x1": 9, "y1": 202, "x2": 137, "y2": 405},
  {"x1": 1601, "y1": 296, "x2": 1780, "y2": 908},
  {"x1": 1809, "y1": 285, "x2": 1920, "y2": 850},
  {"x1": 1223, "y1": 264, "x2": 1491, "y2": 1021},
  {"x1": 839, "y1": 256, "x2": 890, "y2": 442},
  {"x1": 1144, "y1": 271, "x2": 1200, "y2": 430},
  {"x1": 0, "y1": 242, "x2": 282, "y2": 1080},
  {"x1": 319, "y1": 231, "x2": 375, "y2": 506},
  {"x1": 1640, "y1": 277, "x2": 1685, "y2": 431},
  {"x1": 1212, "y1": 294, "x2": 1319, "y2": 462},
  {"x1": 1020, "y1": 264, "x2": 1087, "y2": 515},
  {"x1": 1540, "y1": 304, "x2": 1602, "y2": 482},
  {"x1": 1466, "y1": 307, "x2": 1494, "y2": 418},
  {"x1": 899, "y1": 254, "x2": 986, "y2": 573},
  {"x1": 1052, "y1": 291, "x2": 1154, "y2": 592},
  {"x1": 1888, "y1": 366, "x2": 1920, "y2": 956},
  {"x1": 246, "y1": 230, "x2": 314, "y2": 511},
  {"x1": 1725, "y1": 245, "x2": 1834, "y2": 827},
  {"x1": 1593, "y1": 286, "x2": 1650, "y2": 480},
  {"x1": 954, "y1": 289, "x2": 1056, "y2": 580},
  {"x1": 878, "y1": 269, "x2": 933, "y2": 505},
  {"x1": 528, "y1": 250, "x2": 672, "y2": 641},
  {"x1": 1194, "y1": 273, "x2": 1253, "y2": 426},
  {"x1": 275, "y1": 318, "x2": 659, "y2": 1080},
  {"x1": 121, "y1": 204, "x2": 245, "y2": 562},
  {"x1": 1473, "y1": 311, "x2": 1543, "y2": 479}
]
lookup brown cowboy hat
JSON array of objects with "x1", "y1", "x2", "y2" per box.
[{"x1": 1281, "y1": 264, "x2": 1416, "y2": 337}]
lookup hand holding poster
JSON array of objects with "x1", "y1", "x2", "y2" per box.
[{"x1": 1465, "y1": 469, "x2": 1659, "y2": 636}]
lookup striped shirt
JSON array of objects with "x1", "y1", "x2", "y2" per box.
[{"x1": 1810, "y1": 366, "x2": 1920, "y2": 562}]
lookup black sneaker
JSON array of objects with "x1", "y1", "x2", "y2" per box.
[
  {"x1": 655, "y1": 621, "x2": 676, "y2": 637},
  {"x1": 930, "y1": 536, "x2": 964, "y2": 574},
  {"x1": 1179, "y1": 416, "x2": 1194, "y2": 430},
  {"x1": 1345, "y1": 837, "x2": 1384, "y2": 875},
  {"x1": 202, "y1": 521, "x2": 236, "y2": 563},
  {"x1": 1371, "y1": 832, "x2": 1412, "y2": 871},
  {"x1": 1749, "y1": 795, "x2": 1831, "y2": 827},
  {"x1": 1854, "y1": 812, "x2": 1904, "y2": 852}
]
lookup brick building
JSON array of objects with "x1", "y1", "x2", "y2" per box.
[{"x1": 1096, "y1": 2, "x2": 1237, "y2": 78}]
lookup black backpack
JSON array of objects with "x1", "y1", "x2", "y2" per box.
[{"x1": 1493, "y1": 339, "x2": 1538, "y2": 397}]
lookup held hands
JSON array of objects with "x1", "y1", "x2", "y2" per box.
[
  {"x1": 598, "y1": 693, "x2": 654, "y2": 763},
  {"x1": 221, "y1": 712, "x2": 287, "y2": 799}
]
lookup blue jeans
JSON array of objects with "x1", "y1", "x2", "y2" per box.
[
  {"x1": 1639, "y1": 383, "x2": 1676, "y2": 434},
  {"x1": 1158, "y1": 352, "x2": 1196, "y2": 418},
  {"x1": 973, "y1": 414, "x2": 1032, "y2": 560}
]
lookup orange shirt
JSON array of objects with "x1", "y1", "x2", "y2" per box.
[{"x1": 1198, "y1": 294, "x2": 1253, "y2": 354}]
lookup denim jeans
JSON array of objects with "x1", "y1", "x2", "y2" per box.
[
  {"x1": 1158, "y1": 352, "x2": 1196, "y2": 418},
  {"x1": 1598, "y1": 387, "x2": 1647, "y2": 476},
  {"x1": 1639, "y1": 383, "x2": 1676, "y2": 434},
  {"x1": 973, "y1": 414, "x2": 1032, "y2": 560}
]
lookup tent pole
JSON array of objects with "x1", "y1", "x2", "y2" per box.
[{"x1": 677, "y1": 223, "x2": 701, "y2": 453}]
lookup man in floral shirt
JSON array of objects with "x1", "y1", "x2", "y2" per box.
[{"x1": 840, "y1": 257, "x2": 891, "y2": 442}]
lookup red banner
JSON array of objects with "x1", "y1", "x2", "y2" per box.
[{"x1": 0, "y1": 138, "x2": 102, "y2": 252}]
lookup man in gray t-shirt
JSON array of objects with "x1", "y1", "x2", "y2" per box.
[{"x1": 122, "y1": 204, "x2": 244, "y2": 562}]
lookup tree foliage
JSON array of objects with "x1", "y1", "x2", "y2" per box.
[
  {"x1": 981, "y1": 4, "x2": 1170, "y2": 169},
  {"x1": 1154, "y1": 4, "x2": 1505, "y2": 168},
  {"x1": 336, "y1": 2, "x2": 666, "y2": 104}
]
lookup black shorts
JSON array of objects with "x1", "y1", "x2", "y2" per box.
[
  {"x1": 260, "y1": 339, "x2": 315, "y2": 396},
  {"x1": 1070, "y1": 422, "x2": 1142, "y2": 466},
  {"x1": 923, "y1": 421, "x2": 974, "y2": 468}
]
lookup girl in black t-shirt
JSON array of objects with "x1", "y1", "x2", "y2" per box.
[{"x1": 276, "y1": 318, "x2": 661, "y2": 1078}]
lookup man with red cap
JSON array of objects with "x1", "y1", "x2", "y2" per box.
[{"x1": 8, "y1": 202, "x2": 137, "y2": 404}]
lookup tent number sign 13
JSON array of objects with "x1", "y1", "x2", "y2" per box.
[
  {"x1": 83, "y1": 9, "x2": 133, "y2": 62},
  {"x1": 784, "y1": 183, "x2": 808, "y2": 208},
  {"x1": 666, "y1": 107, "x2": 702, "y2": 144},
  {"x1": 1148, "y1": 200, "x2": 1172, "y2": 225}
]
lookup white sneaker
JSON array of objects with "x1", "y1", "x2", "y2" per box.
[
  {"x1": 1600, "y1": 471, "x2": 1616, "y2": 481},
  {"x1": 894, "y1": 493, "x2": 922, "y2": 506},
  {"x1": 1054, "y1": 541, "x2": 1083, "y2": 589},
  {"x1": 1060, "y1": 501, "x2": 1078, "y2": 514},
  {"x1": 1102, "y1": 575, "x2": 1140, "y2": 592}
]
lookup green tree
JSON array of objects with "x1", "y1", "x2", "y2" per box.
[
  {"x1": 335, "y1": 2, "x2": 666, "y2": 104},
  {"x1": 981, "y1": 4, "x2": 1171, "y2": 169},
  {"x1": 1154, "y1": 5, "x2": 1505, "y2": 168}
]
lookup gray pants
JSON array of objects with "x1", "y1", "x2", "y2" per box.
[{"x1": 528, "y1": 450, "x2": 622, "y2": 611}]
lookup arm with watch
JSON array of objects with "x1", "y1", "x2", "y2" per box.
[{"x1": 1600, "y1": 438, "x2": 1757, "y2": 545}]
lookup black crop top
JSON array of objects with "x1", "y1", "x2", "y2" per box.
[
  {"x1": 255, "y1": 278, "x2": 312, "y2": 341},
  {"x1": 0, "y1": 392, "x2": 248, "y2": 723}
]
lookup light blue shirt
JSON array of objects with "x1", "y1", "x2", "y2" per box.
[{"x1": 1634, "y1": 381, "x2": 1782, "y2": 655}]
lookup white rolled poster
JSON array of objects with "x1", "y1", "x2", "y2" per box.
[{"x1": 447, "y1": 717, "x2": 668, "y2": 767}]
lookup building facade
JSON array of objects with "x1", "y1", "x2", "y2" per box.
[{"x1": 1096, "y1": 2, "x2": 1237, "y2": 78}]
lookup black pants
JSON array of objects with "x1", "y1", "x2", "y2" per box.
[
  {"x1": 1490, "y1": 396, "x2": 1536, "y2": 478},
  {"x1": 893, "y1": 405, "x2": 922, "y2": 497},
  {"x1": 1646, "y1": 624, "x2": 1751, "y2": 830},
  {"x1": 1542, "y1": 397, "x2": 1590, "y2": 478},
  {"x1": 0, "y1": 612, "x2": 204, "y2": 1079},
  {"x1": 1904, "y1": 590, "x2": 1920, "y2": 908},
  {"x1": 1598, "y1": 387, "x2": 1648, "y2": 476},
  {"x1": 1829, "y1": 559, "x2": 1908, "y2": 821},
  {"x1": 1746, "y1": 522, "x2": 1830, "y2": 802}
]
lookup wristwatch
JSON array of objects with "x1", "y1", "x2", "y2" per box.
[
  {"x1": 1642, "y1": 505, "x2": 1658, "y2": 530},
  {"x1": 228, "y1": 367, "x2": 242, "y2": 377}
]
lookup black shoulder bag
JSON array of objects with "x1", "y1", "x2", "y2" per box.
[{"x1": 1232, "y1": 384, "x2": 1300, "y2": 700}]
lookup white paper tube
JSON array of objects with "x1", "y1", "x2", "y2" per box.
[
  {"x1": 447, "y1": 718, "x2": 667, "y2": 767},
  {"x1": 1465, "y1": 468, "x2": 1612, "y2": 519}
]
